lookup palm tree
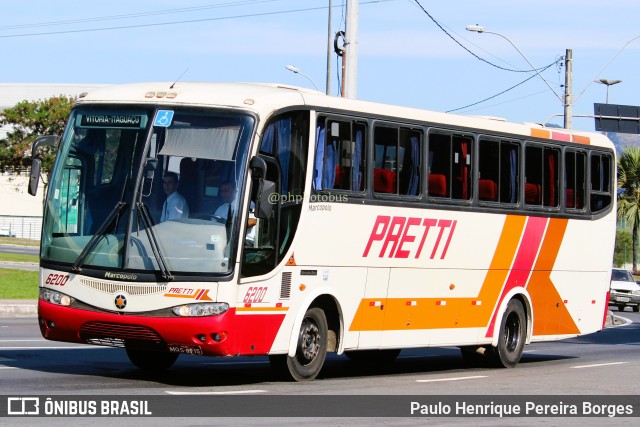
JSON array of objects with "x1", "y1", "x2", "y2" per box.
[{"x1": 617, "y1": 146, "x2": 640, "y2": 273}]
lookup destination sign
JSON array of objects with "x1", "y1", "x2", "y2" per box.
[{"x1": 79, "y1": 114, "x2": 146, "y2": 128}]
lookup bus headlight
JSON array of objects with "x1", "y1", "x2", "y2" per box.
[
  {"x1": 40, "y1": 288, "x2": 75, "y2": 306},
  {"x1": 171, "y1": 302, "x2": 229, "y2": 317}
]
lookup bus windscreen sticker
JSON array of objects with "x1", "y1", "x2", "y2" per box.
[
  {"x1": 79, "y1": 114, "x2": 144, "y2": 128},
  {"x1": 154, "y1": 110, "x2": 174, "y2": 128}
]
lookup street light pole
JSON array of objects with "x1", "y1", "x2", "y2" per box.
[
  {"x1": 285, "y1": 65, "x2": 320, "y2": 91},
  {"x1": 594, "y1": 79, "x2": 622, "y2": 104},
  {"x1": 465, "y1": 25, "x2": 564, "y2": 104}
]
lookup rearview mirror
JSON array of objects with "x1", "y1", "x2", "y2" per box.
[
  {"x1": 28, "y1": 159, "x2": 42, "y2": 196},
  {"x1": 27, "y1": 135, "x2": 60, "y2": 196}
]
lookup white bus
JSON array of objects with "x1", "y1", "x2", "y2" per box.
[{"x1": 30, "y1": 82, "x2": 616, "y2": 381}]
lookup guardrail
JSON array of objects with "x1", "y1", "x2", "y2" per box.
[{"x1": 0, "y1": 215, "x2": 42, "y2": 240}]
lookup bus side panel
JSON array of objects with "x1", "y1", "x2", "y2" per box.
[{"x1": 265, "y1": 266, "x2": 367, "y2": 355}]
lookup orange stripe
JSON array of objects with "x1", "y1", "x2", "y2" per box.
[
  {"x1": 527, "y1": 218, "x2": 579, "y2": 335},
  {"x1": 530, "y1": 128, "x2": 550, "y2": 139},
  {"x1": 485, "y1": 216, "x2": 548, "y2": 338},
  {"x1": 571, "y1": 134, "x2": 590, "y2": 145},
  {"x1": 236, "y1": 306, "x2": 289, "y2": 312},
  {"x1": 349, "y1": 215, "x2": 526, "y2": 331}
]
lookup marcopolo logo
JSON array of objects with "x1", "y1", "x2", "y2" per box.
[
  {"x1": 114, "y1": 294, "x2": 127, "y2": 310},
  {"x1": 105, "y1": 272, "x2": 138, "y2": 281}
]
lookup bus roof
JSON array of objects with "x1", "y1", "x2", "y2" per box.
[{"x1": 76, "y1": 81, "x2": 612, "y2": 149}]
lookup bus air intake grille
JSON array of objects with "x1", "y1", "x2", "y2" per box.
[
  {"x1": 280, "y1": 272, "x2": 292, "y2": 299},
  {"x1": 79, "y1": 278, "x2": 166, "y2": 296},
  {"x1": 79, "y1": 321, "x2": 166, "y2": 350}
]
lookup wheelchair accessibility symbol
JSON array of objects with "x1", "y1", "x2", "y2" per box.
[{"x1": 154, "y1": 110, "x2": 174, "y2": 127}]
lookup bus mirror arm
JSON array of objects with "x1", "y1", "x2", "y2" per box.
[
  {"x1": 28, "y1": 135, "x2": 60, "y2": 196},
  {"x1": 250, "y1": 156, "x2": 274, "y2": 219}
]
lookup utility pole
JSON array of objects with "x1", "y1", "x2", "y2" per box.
[
  {"x1": 564, "y1": 49, "x2": 573, "y2": 129},
  {"x1": 343, "y1": 0, "x2": 358, "y2": 98}
]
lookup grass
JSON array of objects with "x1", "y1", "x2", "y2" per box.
[
  {"x1": 0, "y1": 237, "x2": 39, "y2": 246},
  {"x1": 0, "y1": 269, "x2": 38, "y2": 299},
  {"x1": 0, "y1": 252, "x2": 39, "y2": 263}
]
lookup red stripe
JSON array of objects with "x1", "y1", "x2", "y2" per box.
[{"x1": 486, "y1": 216, "x2": 548, "y2": 338}]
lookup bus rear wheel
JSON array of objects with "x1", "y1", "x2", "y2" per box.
[
  {"x1": 489, "y1": 299, "x2": 526, "y2": 368},
  {"x1": 125, "y1": 347, "x2": 179, "y2": 371},
  {"x1": 270, "y1": 307, "x2": 328, "y2": 381}
]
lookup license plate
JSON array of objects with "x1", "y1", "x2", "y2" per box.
[
  {"x1": 616, "y1": 296, "x2": 630, "y2": 303},
  {"x1": 168, "y1": 345, "x2": 203, "y2": 355}
]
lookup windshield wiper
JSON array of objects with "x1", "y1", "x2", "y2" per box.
[
  {"x1": 72, "y1": 202, "x2": 127, "y2": 273},
  {"x1": 136, "y1": 202, "x2": 173, "y2": 281}
]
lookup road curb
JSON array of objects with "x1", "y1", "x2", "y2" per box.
[{"x1": 0, "y1": 299, "x2": 37, "y2": 317}]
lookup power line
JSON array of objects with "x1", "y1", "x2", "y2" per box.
[
  {"x1": 410, "y1": 0, "x2": 557, "y2": 74},
  {"x1": 0, "y1": 0, "x2": 391, "y2": 39},
  {"x1": 446, "y1": 63, "x2": 556, "y2": 113},
  {"x1": 0, "y1": 1, "x2": 279, "y2": 31}
]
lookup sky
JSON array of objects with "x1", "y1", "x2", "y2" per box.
[{"x1": 2, "y1": 0, "x2": 640, "y2": 132}]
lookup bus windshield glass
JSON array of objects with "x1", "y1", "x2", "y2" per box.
[{"x1": 41, "y1": 107, "x2": 254, "y2": 277}]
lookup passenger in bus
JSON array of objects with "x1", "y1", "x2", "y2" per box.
[
  {"x1": 212, "y1": 180, "x2": 256, "y2": 244},
  {"x1": 160, "y1": 172, "x2": 190, "y2": 222}
]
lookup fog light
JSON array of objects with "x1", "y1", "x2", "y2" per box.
[
  {"x1": 196, "y1": 334, "x2": 206, "y2": 342},
  {"x1": 211, "y1": 333, "x2": 221, "y2": 342}
]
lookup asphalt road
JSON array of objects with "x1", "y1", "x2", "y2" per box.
[
  {"x1": 0, "y1": 311, "x2": 638, "y2": 426},
  {"x1": 0, "y1": 244, "x2": 38, "y2": 256}
]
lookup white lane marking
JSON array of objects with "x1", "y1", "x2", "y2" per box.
[
  {"x1": 416, "y1": 375, "x2": 488, "y2": 383},
  {"x1": 165, "y1": 390, "x2": 267, "y2": 395},
  {"x1": 0, "y1": 339, "x2": 47, "y2": 342},
  {"x1": 0, "y1": 366, "x2": 17, "y2": 369},
  {"x1": 570, "y1": 362, "x2": 628, "y2": 369}
]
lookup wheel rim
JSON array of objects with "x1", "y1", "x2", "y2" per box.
[
  {"x1": 297, "y1": 317, "x2": 320, "y2": 364},
  {"x1": 503, "y1": 311, "x2": 521, "y2": 353}
]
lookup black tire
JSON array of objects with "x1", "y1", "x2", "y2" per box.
[
  {"x1": 618, "y1": 305, "x2": 626, "y2": 312},
  {"x1": 488, "y1": 299, "x2": 526, "y2": 368},
  {"x1": 125, "y1": 347, "x2": 179, "y2": 371},
  {"x1": 270, "y1": 307, "x2": 328, "y2": 381},
  {"x1": 633, "y1": 305, "x2": 639, "y2": 313},
  {"x1": 345, "y1": 349, "x2": 401, "y2": 363}
]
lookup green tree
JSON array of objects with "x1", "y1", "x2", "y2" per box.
[
  {"x1": 0, "y1": 96, "x2": 74, "y2": 186},
  {"x1": 617, "y1": 145, "x2": 640, "y2": 273},
  {"x1": 614, "y1": 228, "x2": 633, "y2": 267}
]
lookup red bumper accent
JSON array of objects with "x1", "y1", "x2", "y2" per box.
[{"x1": 38, "y1": 300, "x2": 286, "y2": 356}]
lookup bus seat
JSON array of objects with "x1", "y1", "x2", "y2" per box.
[
  {"x1": 566, "y1": 188, "x2": 575, "y2": 208},
  {"x1": 525, "y1": 183, "x2": 541, "y2": 204},
  {"x1": 479, "y1": 179, "x2": 498, "y2": 201},
  {"x1": 335, "y1": 165, "x2": 349, "y2": 189},
  {"x1": 428, "y1": 173, "x2": 447, "y2": 197},
  {"x1": 374, "y1": 168, "x2": 396, "y2": 193}
]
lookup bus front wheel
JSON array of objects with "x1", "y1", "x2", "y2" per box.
[
  {"x1": 125, "y1": 347, "x2": 179, "y2": 371},
  {"x1": 270, "y1": 307, "x2": 328, "y2": 381},
  {"x1": 489, "y1": 299, "x2": 526, "y2": 368}
]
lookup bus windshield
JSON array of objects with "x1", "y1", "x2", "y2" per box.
[{"x1": 41, "y1": 107, "x2": 254, "y2": 278}]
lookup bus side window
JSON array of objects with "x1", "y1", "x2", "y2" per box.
[
  {"x1": 565, "y1": 150, "x2": 586, "y2": 210},
  {"x1": 590, "y1": 153, "x2": 612, "y2": 213},
  {"x1": 314, "y1": 118, "x2": 366, "y2": 192}
]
